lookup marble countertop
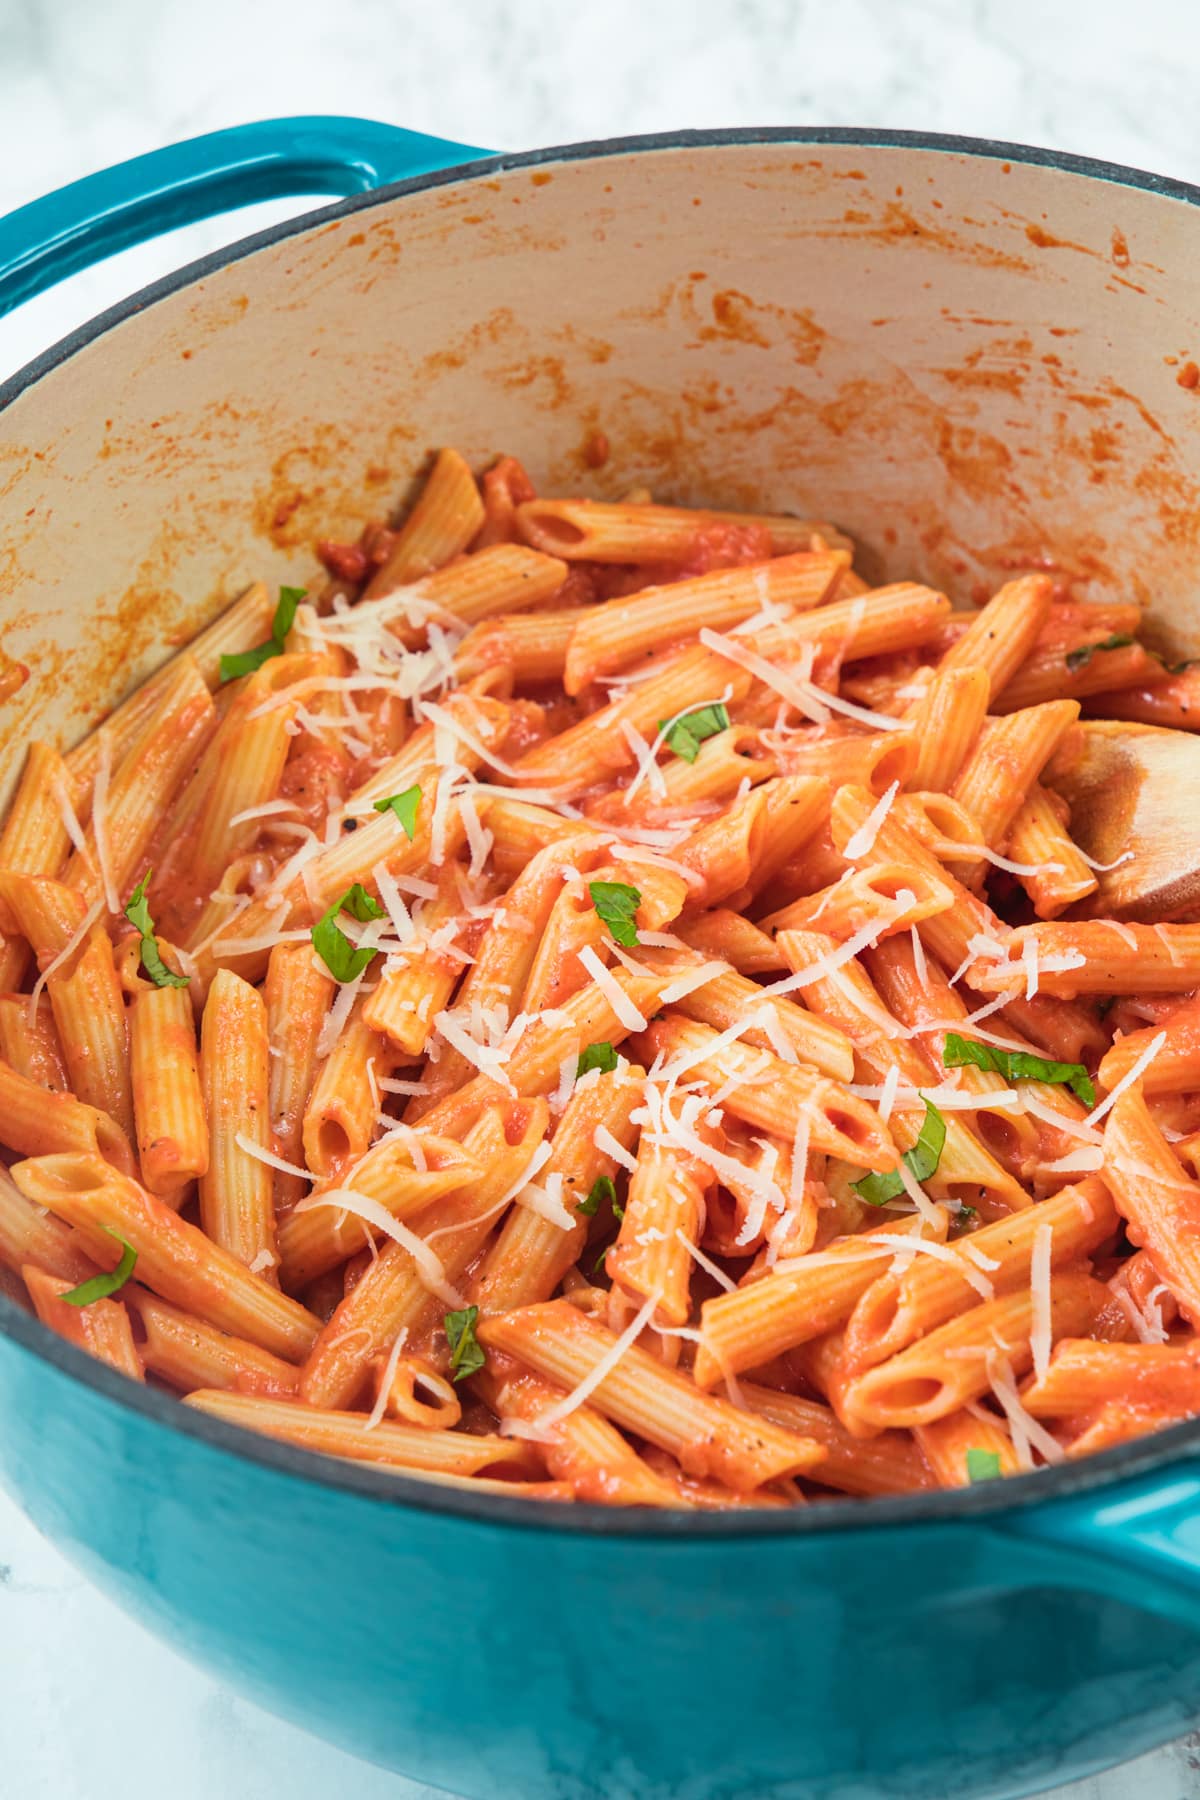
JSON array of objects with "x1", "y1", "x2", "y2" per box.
[{"x1": 4, "y1": 0, "x2": 1200, "y2": 1794}]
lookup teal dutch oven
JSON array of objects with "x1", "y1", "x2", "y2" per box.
[{"x1": 4, "y1": 117, "x2": 1200, "y2": 1800}]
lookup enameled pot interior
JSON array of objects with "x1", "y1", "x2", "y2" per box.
[{"x1": 4, "y1": 128, "x2": 1200, "y2": 1530}]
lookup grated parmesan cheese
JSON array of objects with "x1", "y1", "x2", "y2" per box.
[
  {"x1": 1083, "y1": 1029, "x2": 1167, "y2": 1128},
  {"x1": 988, "y1": 1352, "x2": 1064, "y2": 1468},
  {"x1": 233, "y1": 1133, "x2": 311, "y2": 1181},
  {"x1": 594, "y1": 1124, "x2": 639, "y2": 1174},
  {"x1": 1023, "y1": 935, "x2": 1040, "y2": 1001},
  {"x1": 294, "y1": 1189, "x2": 466, "y2": 1306},
  {"x1": 28, "y1": 895, "x2": 104, "y2": 1022},
  {"x1": 869, "y1": 1231, "x2": 994, "y2": 1300},
  {"x1": 576, "y1": 944, "x2": 648, "y2": 1031},
  {"x1": 674, "y1": 1228, "x2": 737, "y2": 1293},
  {"x1": 365, "y1": 1328, "x2": 410, "y2": 1430},
  {"x1": 843, "y1": 781, "x2": 900, "y2": 860},
  {"x1": 530, "y1": 1287, "x2": 663, "y2": 1432}
]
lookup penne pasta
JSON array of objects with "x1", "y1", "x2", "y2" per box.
[
  {"x1": 264, "y1": 942, "x2": 334, "y2": 1212},
  {"x1": 364, "y1": 449, "x2": 486, "y2": 596},
  {"x1": 841, "y1": 1270, "x2": 1106, "y2": 1428},
  {"x1": 915, "y1": 1409, "x2": 1021, "y2": 1487},
  {"x1": 130, "y1": 983, "x2": 208, "y2": 1202},
  {"x1": 199, "y1": 969, "x2": 277, "y2": 1274},
  {"x1": 125, "y1": 1287, "x2": 301, "y2": 1397},
  {"x1": 902, "y1": 665, "x2": 988, "y2": 791},
  {"x1": 479, "y1": 1299, "x2": 827, "y2": 1490},
  {"x1": 299, "y1": 1099, "x2": 551, "y2": 1410},
  {"x1": 185, "y1": 1389, "x2": 534, "y2": 1477},
  {"x1": 12, "y1": 1155, "x2": 320, "y2": 1359},
  {"x1": 515, "y1": 496, "x2": 850, "y2": 562},
  {"x1": 563, "y1": 550, "x2": 848, "y2": 693},
  {"x1": 24, "y1": 1264, "x2": 144, "y2": 1381}
]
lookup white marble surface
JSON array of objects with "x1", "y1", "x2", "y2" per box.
[{"x1": 4, "y1": 0, "x2": 1200, "y2": 1794}]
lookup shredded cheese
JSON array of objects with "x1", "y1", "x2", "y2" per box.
[
  {"x1": 869, "y1": 1231, "x2": 994, "y2": 1300},
  {"x1": 593, "y1": 1124, "x2": 639, "y2": 1174},
  {"x1": 28, "y1": 895, "x2": 104, "y2": 1022},
  {"x1": 50, "y1": 770, "x2": 90, "y2": 863},
  {"x1": 233, "y1": 1133, "x2": 311, "y2": 1181},
  {"x1": 1023, "y1": 935, "x2": 1040, "y2": 1001},
  {"x1": 988, "y1": 1352, "x2": 1064, "y2": 1468},
  {"x1": 576, "y1": 944, "x2": 648, "y2": 1031},
  {"x1": 531, "y1": 1288, "x2": 663, "y2": 1432},
  {"x1": 659, "y1": 960, "x2": 727, "y2": 1006},
  {"x1": 842, "y1": 781, "x2": 900, "y2": 860},
  {"x1": 515, "y1": 1169, "x2": 576, "y2": 1232},
  {"x1": 365, "y1": 1329, "x2": 410, "y2": 1430},
  {"x1": 1084, "y1": 1029, "x2": 1167, "y2": 1128},
  {"x1": 674, "y1": 1229, "x2": 737, "y2": 1292},
  {"x1": 294, "y1": 1189, "x2": 465, "y2": 1307},
  {"x1": 760, "y1": 916, "x2": 900, "y2": 1002}
]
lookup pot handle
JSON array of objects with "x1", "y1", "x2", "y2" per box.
[
  {"x1": 0, "y1": 114, "x2": 489, "y2": 320},
  {"x1": 1003, "y1": 1459, "x2": 1200, "y2": 1630}
]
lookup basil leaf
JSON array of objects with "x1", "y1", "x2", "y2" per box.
[
  {"x1": 1064, "y1": 633, "x2": 1134, "y2": 674},
  {"x1": 942, "y1": 1032, "x2": 1095, "y2": 1108},
  {"x1": 124, "y1": 870, "x2": 189, "y2": 989},
  {"x1": 854, "y1": 1097, "x2": 946, "y2": 1206},
  {"x1": 62, "y1": 1229, "x2": 137, "y2": 1308},
  {"x1": 219, "y1": 584, "x2": 307, "y2": 682},
  {"x1": 966, "y1": 1448, "x2": 1002, "y2": 1483},
  {"x1": 588, "y1": 880, "x2": 641, "y2": 948},
  {"x1": 272, "y1": 585, "x2": 306, "y2": 641},
  {"x1": 577, "y1": 1041, "x2": 618, "y2": 1079},
  {"x1": 339, "y1": 883, "x2": 386, "y2": 924},
  {"x1": 660, "y1": 702, "x2": 730, "y2": 764},
  {"x1": 577, "y1": 1174, "x2": 616, "y2": 1218},
  {"x1": 373, "y1": 785, "x2": 422, "y2": 842},
  {"x1": 311, "y1": 884, "x2": 386, "y2": 983},
  {"x1": 217, "y1": 640, "x2": 280, "y2": 681},
  {"x1": 444, "y1": 1305, "x2": 485, "y2": 1381}
]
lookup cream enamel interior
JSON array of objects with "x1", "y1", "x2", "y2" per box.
[{"x1": 3, "y1": 137, "x2": 1200, "y2": 809}]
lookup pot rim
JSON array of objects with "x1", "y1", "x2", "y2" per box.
[{"x1": 3, "y1": 122, "x2": 1198, "y2": 1537}]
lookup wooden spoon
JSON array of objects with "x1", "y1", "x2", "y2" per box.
[{"x1": 1047, "y1": 720, "x2": 1200, "y2": 919}]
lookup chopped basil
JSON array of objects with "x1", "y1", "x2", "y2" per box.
[
  {"x1": 311, "y1": 882, "x2": 386, "y2": 983},
  {"x1": 660, "y1": 702, "x2": 730, "y2": 763},
  {"x1": 942, "y1": 1032, "x2": 1095, "y2": 1108},
  {"x1": 373, "y1": 784, "x2": 421, "y2": 842},
  {"x1": 854, "y1": 1098, "x2": 946, "y2": 1206},
  {"x1": 588, "y1": 880, "x2": 641, "y2": 948},
  {"x1": 124, "y1": 870, "x2": 189, "y2": 989},
  {"x1": 577, "y1": 1174, "x2": 616, "y2": 1218},
  {"x1": 62, "y1": 1229, "x2": 137, "y2": 1308},
  {"x1": 577, "y1": 1041, "x2": 618, "y2": 1079},
  {"x1": 1064, "y1": 633, "x2": 1134, "y2": 674},
  {"x1": 444, "y1": 1305, "x2": 485, "y2": 1381},
  {"x1": 219, "y1": 585, "x2": 307, "y2": 681},
  {"x1": 966, "y1": 1448, "x2": 1002, "y2": 1483}
]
